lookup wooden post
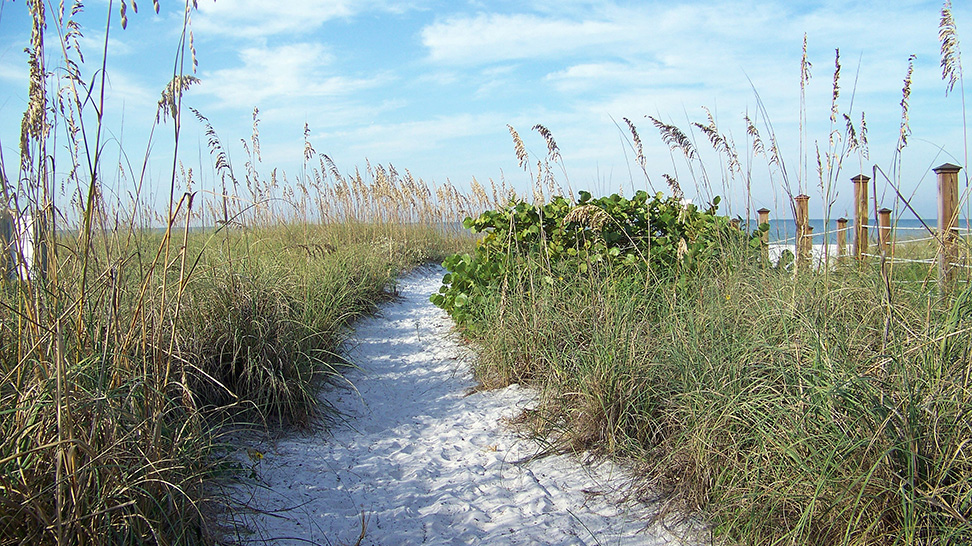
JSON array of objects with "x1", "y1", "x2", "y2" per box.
[
  {"x1": 757, "y1": 208, "x2": 770, "y2": 266},
  {"x1": 852, "y1": 174, "x2": 870, "y2": 260},
  {"x1": 806, "y1": 225, "x2": 815, "y2": 267},
  {"x1": 878, "y1": 208, "x2": 893, "y2": 257},
  {"x1": 757, "y1": 208, "x2": 771, "y2": 228},
  {"x1": 935, "y1": 163, "x2": 962, "y2": 286},
  {"x1": 836, "y1": 217, "x2": 848, "y2": 259},
  {"x1": 795, "y1": 194, "x2": 810, "y2": 271}
]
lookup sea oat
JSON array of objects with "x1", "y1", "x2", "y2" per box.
[
  {"x1": 940, "y1": 0, "x2": 963, "y2": 96},
  {"x1": 156, "y1": 74, "x2": 200, "y2": 124},
  {"x1": 830, "y1": 49, "x2": 841, "y2": 125},
  {"x1": 191, "y1": 108, "x2": 234, "y2": 183},
  {"x1": 662, "y1": 174, "x2": 683, "y2": 199},
  {"x1": 745, "y1": 114, "x2": 765, "y2": 157},
  {"x1": 251, "y1": 107, "x2": 262, "y2": 162},
  {"x1": 649, "y1": 116, "x2": 697, "y2": 161},
  {"x1": 859, "y1": 112, "x2": 869, "y2": 159},
  {"x1": 815, "y1": 144, "x2": 824, "y2": 187},
  {"x1": 120, "y1": 0, "x2": 129, "y2": 29},
  {"x1": 694, "y1": 107, "x2": 740, "y2": 174},
  {"x1": 564, "y1": 204, "x2": 611, "y2": 230},
  {"x1": 843, "y1": 114, "x2": 858, "y2": 153},
  {"x1": 532, "y1": 124, "x2": 561, "y2": 163},
  {"x1": 623, "y1": 117, "x2": 646, "y2": 169},
  {"x1": 21, "y1": 0, "x2": 47, "y2": 171},
  {"x1": 189, "y1": 29, "x2": 198, "y2": 73},
  {"x1": 324, "y1": 155, "x2": 341, "y2": 182},
  {"x1": 768, "y1": 137, "x2": 782, "y2": 168},
  {"x1": 801, "y1": 33, "x2": 812, "y2": 87},
  {"x1": 508, "y1": 125, "x2": 529, "y2": 171},
  {"x1": 303, "y1": 123, "x2": 315, "y2": 163},
  {"x1": 899, "y1": 54, "x2": 916, "y2": 151}
]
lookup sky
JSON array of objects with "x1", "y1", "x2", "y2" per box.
[{"x1": 0, "y1": 0, "x2": 969, "y2": 221}]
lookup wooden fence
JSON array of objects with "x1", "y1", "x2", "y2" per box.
[{"x1": 763, "y1": 163, "x2": 967, "y2": 288}]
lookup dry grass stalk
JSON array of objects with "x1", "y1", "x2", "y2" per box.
[
  {"x1": 156, "y1": 75, "x2": 200, "y2": 124},
  {"x1": 941, "y1": 0, "x2": 964, "y2": 96},
  {"x1": 532, "y1": 124, "x2": 561, "y2": 163},
  {"x1": 899, "y1": 54, "x2": 916, "y2": 151},
  {"x1": 745, "y1": 114, "x2": 765, "y2": 157},
  {"x1": 508, "y1": 125, "x2": 529, "y2": 172},
  {"x1": 830, "y1": 48, "x2": 841, "y2": 125},
  {"x1": 694, "y1": 107, "x2": 740, "y2": 175},
  {"x1": 649, "y1": 116, "x2": 697, "y2": 161},
  {"x1": 799, "y1": 32, "x2": 812, "y2": 194},
  {"x1": 859, "y1": 112, "x2": 869, "y2": 158},
  {"x1": 564, "y1": 204, "x2": 611, "y2": 230},
  {"x1": 843, "y1": 113, "x2": 859, "y2": 154},
  {"x1": 624, "y1": 117, "x2": 646, "y2": 170},
  {"x1": 663, "y1": 174, "x2": 683, "y2": 199}
]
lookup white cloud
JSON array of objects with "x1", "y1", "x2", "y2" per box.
[
  {"x1": 102, "y1": 69, "x2": 158, "y2": 109},
  {"x1": 341, "y1": 112, "x2": 503, "y2": 155},
  {"x1": 196, "y1": 43, "x2": 386, "y2": 108},
  {"x1": 0, "y1": 60, "x2": 26, "y2": 87},
  {"x1": 421, "y1": 13, "x2": 624, "y2": 65},
  {"x1": 193, "y1": 0, "x2": 434, "y2": 38},
  {"x1": 77, "y1": 32, "x2": 135, "y2": 57},
  {"x1": 194, "y1": 0, "x2": 355, "y2": 37},
  {"x1": 545, "y1": 62, "x2": 667, "y2": 94}
]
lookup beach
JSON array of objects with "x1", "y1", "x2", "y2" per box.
[{"x1": 219, "y1": 266, "x2": 698, "y2": 545}]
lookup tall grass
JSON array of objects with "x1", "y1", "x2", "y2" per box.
[
  {"x1": 0, "y1": 3, "x2": 473, "y2": 544},
  {"x1": 447, "y1": 6, "x2": 972, "y2": 544},
  {"x1": 470, "y1": 253, "x2": 971, "y2": 544}
]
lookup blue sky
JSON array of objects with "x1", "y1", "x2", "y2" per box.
[{"x1": 0, "y1": 0, "x2": 968, "y2": 220}]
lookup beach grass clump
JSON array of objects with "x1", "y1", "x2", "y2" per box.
[
  {"x1": 0, "y1": 219, "x2": 466, "y2": 544},
  {"x1": 176, "y1": 223, "x2": 464, "y2": 424},
  {"x1": 440, "y1": 200, "x2": 972, "y2": 543},
  {"x1": 0, "y1": 1, "x2": 477, "y2": 540}
]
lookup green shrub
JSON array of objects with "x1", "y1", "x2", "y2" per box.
[{"x1": 432, "y1": 190, "x2": 765, "y2": 327}]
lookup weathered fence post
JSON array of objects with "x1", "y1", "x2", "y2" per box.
[
  {"x1": 935, "y1": 163, "x2": 962, "y2": 286},
  {"x1": 878, "y1": 208, "x2": 892, "y2": 257},
  {"x1": 836, "y1": 217, "x2": 848, "y2": 259},
  {"x1": 757, "y1": 207, "x2": 770, "y2": 266},
  {"x1": 795, "y1": 194, "x2": 810, "y2": 271},
  {"x1": 806, "y1": 225, "x2": 815, "y2": 267},
  {"x1": 852, "y1": 174, "x2": 870, "y2": 260}
]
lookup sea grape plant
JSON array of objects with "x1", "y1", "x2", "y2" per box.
[{"x1": 432, "y1": 190, "x2": 767, "y2": 326}]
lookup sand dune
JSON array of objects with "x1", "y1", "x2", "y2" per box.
[{"x1": 222, "y1": 266, "x2": 698, "y2": 545}]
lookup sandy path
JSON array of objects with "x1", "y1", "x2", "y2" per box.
[{"x1": 223, "y1": 266, "x2": 695, "y2": 545}]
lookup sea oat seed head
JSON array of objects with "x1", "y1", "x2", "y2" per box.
[{"x1": 940, "y1": 0, "x2": 964, "y2": 96}]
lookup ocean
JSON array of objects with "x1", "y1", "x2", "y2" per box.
[{"x1": 759, "y1": 218, "x2": 966, "y2": 245}]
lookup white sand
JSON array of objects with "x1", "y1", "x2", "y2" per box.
[
  {"x1": 221, "y1": 266, "x2": 699, "y2": 545},
  {"x1": 768, "y1": 243, "x2": 842, "y2": 267}
]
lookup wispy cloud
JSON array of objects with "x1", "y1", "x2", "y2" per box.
[
  {"x1": 77, "y1": 32, "x2": 135, "y2": 58},
  {"x1": 0, "y1": 59, "x2": 26, "y2": 87},
  {"x1": 195, "y1": 43, "x2": 387, "y2": 108},
  {"x1": 193, "y1": 0, "x2": 434, "y2": 38},
  {"x1": 338, "y1": 112, "x2": 503, "y2": 155},
  {"x1": 194, "y1": 0, "x2": 355, "y2": 37},
  {"x1": 421, "y1": 13, "x2": 623, "y2": 65}
]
